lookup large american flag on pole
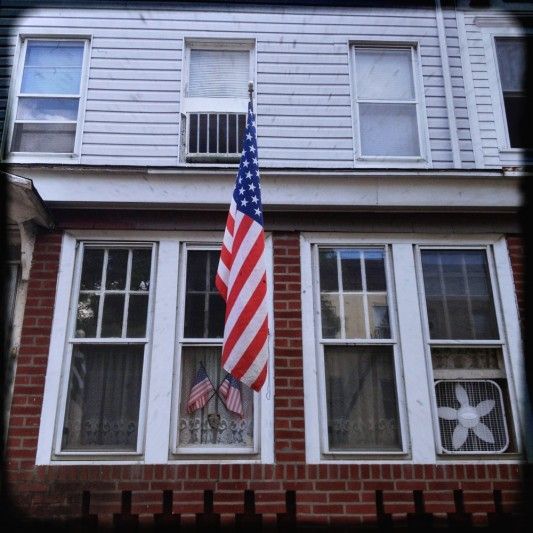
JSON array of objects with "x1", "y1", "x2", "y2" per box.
[{"x1": 215, "y1": 101, "x2": 268, "y2": 392}]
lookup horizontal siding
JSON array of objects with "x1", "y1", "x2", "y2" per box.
[
  {"x1": 463, "y1": 13, "x2": 500, "y2": 168},
  {"x1": 0, "y1": 4, "x2": 459, "y2": 168}
]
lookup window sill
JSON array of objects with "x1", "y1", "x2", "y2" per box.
[
  {"x1": 3, "y1": 152, "x2": 81, "y2": 165},
  {"x1": 354, "y1": 157, "x2": 430, "y2": 170}
]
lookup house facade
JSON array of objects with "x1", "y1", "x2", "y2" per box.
[{"x1": 2, "y1": 0, "x2": 530, "y2": 527}]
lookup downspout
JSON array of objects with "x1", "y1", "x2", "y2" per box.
[{"x1": 435, "y1": 0, "x2": 462, "y2": 168}]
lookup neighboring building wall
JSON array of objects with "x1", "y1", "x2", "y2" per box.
[
  {"x1": 0, "y1": 4, "x2": 459, "y2": 168},
  {"x1": 5, "y1": 227, "x2": 525, "y2": 525}
]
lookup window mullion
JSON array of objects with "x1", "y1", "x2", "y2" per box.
[
  {"x1": 95, "y1": 249, "x2": 108, "y2": 338},
  {"x1": 121, "y1": 249, "x2": 133, "y2": 338}
]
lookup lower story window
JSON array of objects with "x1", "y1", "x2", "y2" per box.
[{"x1": 174, "y1": 246, "x2": 257, "y2": 454}]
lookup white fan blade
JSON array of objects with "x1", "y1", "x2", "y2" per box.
[
  {"x1": 452, "y1": 424, "x2": 469, "y2": 449},
  {"x1": 473, "y1": 422, "x2": 495, "y2": 444},
  {"x1": 455, "y1": 384, "x2": 470, "y2": 407},
  {"x1": 476, "y1": 400, "x2": 495, "y2": 417},
  {"x1": 438, "y1": 407, "x2": 458, "y2": 420}
]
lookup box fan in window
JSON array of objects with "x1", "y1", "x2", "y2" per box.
[{"x1": 435, "y1": 380, "x2": 509, "y2": 454}]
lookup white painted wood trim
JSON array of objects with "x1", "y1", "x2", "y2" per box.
[
  {"x1": 456, "y1": 11, "x2": 484, "y2": 168},
  {"x1": 144, "y1": 240, "x2": 179, "y2": 463},
  {"x1": 493, "y1": 238, "x2": 533, "y2": 460},
  {"x1": 392, "y1": 243, "x2": 436, "y2": 463},
  {"x1": 300, "y1": 234, "x2": 321, "y2": 463},
  {"x1": 36, "y1": 232, "x2": 77, "y2": 464},
  {"x1": 435, "y1": 0, "x2": 461, "y2": 169}
]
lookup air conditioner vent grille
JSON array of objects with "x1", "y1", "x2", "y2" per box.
[{"x1": 435, "y1": 380, "x2": 509, "y2": 454}]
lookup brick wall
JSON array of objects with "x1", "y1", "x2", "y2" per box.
[
  {"x1": 5, "y1": 230, "x2": 525, "y2": 527},
  {"x1": 507, "y1": 235, "x2": 525, "y2": 323}
]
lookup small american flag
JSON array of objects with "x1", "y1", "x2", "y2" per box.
[
  {"x1": 216, "y1": 101, "x2": 268, "y2": 391},
  {"x1": 218, "y1": 373, "x2": 244, "y2": 417},
  {"x1": 187, "y1": 366, "x2": 214, "y2": 413}
]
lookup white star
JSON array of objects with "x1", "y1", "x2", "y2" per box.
[
  {"x1": 242, "y1": 149, "x2": 246, "y2": 156},
  {"x1": 251, "y1": 195, "x2": 259, "y2": 204},
  {"x1": 239, "y1": 187, "x2": 245, "y2": 195},
  {"x1": 254, "y1": 208, "x2": 261, "y2": 216},
  {"x1": 246, "y1": 133, "x2": 252, "y2": 141},
  {"x1": 249, "y1": 145, "x2": 256, "y2": 153},
  {"x1": 252, "y1": 121, "x2": 256, "y2": 128},
  {"x1": 248, "y1": 183, "x2": 256, "y2": 191},
  {"x1": 241, "y1": 199, "x2": 248, "y2": 207},
  {"x1": 253, "y1": 158, "x2": 258, "y2": 165},
  {"x1": 242, "y1": 160, "x2": 249, "y2": 167},
  {"x1": 245, "y1": 171, "x2": 252, "y2": 179},
  {"x1": 238, "y1": 177, "x2": 242, "y2": 184}
]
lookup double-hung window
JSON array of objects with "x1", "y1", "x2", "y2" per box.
[
  {"x1": 181, "y1": 41, "x2": 254, "y2": 162},
  {"x1": 58, "y1": 244, "x2": 154, "y2": 455},
  {"x1": 7, "y1": 39, "x2": 88, "y2": 157},
  {"x1": 351, "y1": 45, "x2": 426, "y2": 163},
  {"x1": 38, "y1": 233, "x2": 273, "y2": 463},
  {"x1": 314, "y1": 246, "x2": 404, "y2": 455},
  {"x1": 494, "y1": 37, "x2": 528, "y2": 149},
  {"x1": 418, "y1": 247, "x2": 517, "y2": 455},
  {"x1": 302, "y1": 235, "x2": 525, "y2": 462},
  {"x1": 172, "y1": 245, "x2": 257, "y2": 455}
]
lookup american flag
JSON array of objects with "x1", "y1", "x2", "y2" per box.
[
  {"x1": 216, "y1": 101, "x2": 268, "y2": 392},
  {"x1": 187, "y1": 366, "x2": 214, "y2": 413},
  {"x1": 218, "y1": 373, "x2": 244, "y2": 417}
]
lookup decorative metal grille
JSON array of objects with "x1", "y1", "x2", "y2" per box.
[
  {"x1": 435, "y1": 380, "x2": 509, "y2": 454},
  {"x1": 187, "y1": 112, "x2": 246, "y2": 159}
]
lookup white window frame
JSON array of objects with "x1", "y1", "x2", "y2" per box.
[
  {"x1": 2, "y1": 34, "x2": 91, "y2": 164},
  {"x1": 415, "y1": 243, "x2": 523, "y2": 458},
  {"x1": 179, "y1": 39, "x2": 256, "y2": 165},
  {"x1": 301, "y1": 233, "x2": 529, "y2": 464},
  {"x1": 36, "y1": 231, "x2": 274, "y2": 465},
  {"x1": 349, "y1": 41, "x2": 431, "y2": 169},
  {"x1": 169, "y1": 243, "x2": 260, "y2": 457},
  {"x1": 476, "y1": 20, "x2": 531, "y2": 165}
]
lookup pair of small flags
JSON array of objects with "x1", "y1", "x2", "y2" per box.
[{"x1": 187, "y1": 367, "x2": 243, "y2": 418}]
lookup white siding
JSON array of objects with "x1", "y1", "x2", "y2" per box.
[{"x1": 1, "y1": 4, "x2": 463, "y2": 168}]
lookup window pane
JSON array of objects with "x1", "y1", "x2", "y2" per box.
[
  {"x1": 208, "y1": 114, "x2": 218, "y2": 153},
  {"x1": 321, "y1": 294, "x2": 341, "y2": 339},
  {"x1": 355, "y1": 48, "x2": 415, "y2": 100},
  {"x1": 62, "y1": 344, "x2": 144, "y2": 451},
  {"x1": 105, "y1": 249, "x2": 128, "y2": 290},
  {"x1": 421, "y1": 250, "x2": 499, "y2": 340},
  {"x1": 359, "y1": 103, "x2": 420, "y2": 156},
  {"x1": 340, "y1": 250, "x2": 362, "y2": 291},
  {"x1": 21, "y1": 40, "x2": 84, "y2": 94},
  {"x1": 495, "y1": 38, "x2": 526, "y2": 92},
  {"x1": 101, "y1": 294, "x2": 125, "y2": 337},
  {"x1": 319, "y1": 250, "x2": 338, "y2": 292},
  {"x1": 431, "y1": 347, "x2": 504, "y2": 374},
  {"x1": 17, "y1": 97, "x2": 79, "y2": 121},
  {"x1": 130, "y1": 249, "x2": 152, "y2": 291},
  {"x1": 344, "y1": 294, "x2": 365, "y2": 338},
  {"x1": 503, "y1": 94, "x2": 527, "y2": 148},
  {"x1": 184, "y1": 250, "x2": 223, "y2": 338},
  {"x1": 75, "y1": 294, "x2": 99, "y2": 338},
  {"x1": 178, "y1": 346, "x2": 254, "y2": 448},
  {"x1": 365, "y1": 250, "x2": 387, "y2": 291},
  {"x1": 189, "y1": 113, "x2": 198, "y2": 153},
  {"x1": 11, "y1": 122, "x2": 76, "y2": 152},
  {"x1": 368, "y1": 294, "x2": 390, "y2": 339},
  {"x1": 189, "y1": 49, "x2": 249, "y2": 98},
  {"x1": 127, "y1": 295, "x2": 149, "y2": 338},
  {"x1": 218, "y1": 113, "x2": 227, "y2": 153},
  {"x1": 80, "y1": 249, "x2": 104, "y2": 291},
  {"x1": 324, "y1": 345, "x2": 401, "y2": 451}
]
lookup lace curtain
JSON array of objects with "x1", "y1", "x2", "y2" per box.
[
  {"x1": 178, "y1": 346, "x2": 254, "y2": 448},
  {"x1": 62, "y1": 344, "x2": 144, "y2": 450},
  {"x1": 324, "y1": 345, "x2": 401, "y2": 451}
]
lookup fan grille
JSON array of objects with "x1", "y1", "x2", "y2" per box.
[{"x1": 435, "y1": 380, "x2": 509, "y2": 454}]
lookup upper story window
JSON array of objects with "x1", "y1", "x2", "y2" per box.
[
  {"x1": 494, "y1": 37, "x2": 528, "y2": 149},
  {"x1": 351, "y1": 45, "x2": 427, "y2": 164},
  {"x1": 181, "y1": 41, "x2": 254, "y2": 163},
  {"x1": 6, "y1": 39, "x2": 88, "y2": 158}
]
